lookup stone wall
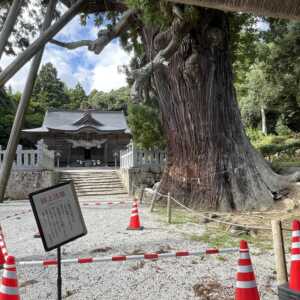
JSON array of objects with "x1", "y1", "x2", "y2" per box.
[
  {"x1": 5, "y1": 170, "x2": 59, "y2": 200},
  {"x1": 118, "y1": 166, "x2": 163, "y2": 199}
]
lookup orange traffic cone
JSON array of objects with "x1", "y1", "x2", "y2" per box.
[
  {"x1": 0, "y1": 225, "x2": 3, "y2": 239},
  {"x1": 289, "y1": 220, "x2": 300, "y2": 291},
  {"x1": 0, "y1": 241, "x2": 6, "y2": 266},
  {"x1": 127, "y1": 199, "x2": 143, "y2": 230},
  {"x1": 235, "y1": 240, "x2": 260, "y2": 300},
  {"x1": 0, "y1": 255, "x2": 20, "y2": 300},
  {"x1": 0, "y1": 234, "x2": 8, "y2": 266}
]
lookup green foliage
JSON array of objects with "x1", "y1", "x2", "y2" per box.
[
  {"x1": 245, "y1": 127, "x2": 265, "y2": 143},
  {"x1": 66, "y1": 83, "x2": 88, "y2": 110},
  {"x1": 248, "y1": 131, "x2": 300, "y2": 159},
  {"x1": 31, "y1": 63, "x2": 69, "y2": 111},
  {"x1": 237, "y1": 20, "x2": 300, "y2": 134},
  {"x1": 125, "y1": 0, "x2": 172, "y2": 26},
  {"x1": 230, "y1": 14, "x2": 259, "y2": 74},
  {"x1": 24, "y1": 63, "x2": 70, "y2": 127},
  {"x1": 0, "y1": 1, "x2": 57, "y2": 56},
  {"x1": 127, "y1": 102, "x2": 165, "y2": 150},
  {"x1": 88, "y1": 87, "x2": 130, "y2": 111},
  {"x1": 275, "y1": 117, "x2": 293, "y2": 136},
  {"x1": 0, "y1": 89, "x2": 16, "y2": 146}
]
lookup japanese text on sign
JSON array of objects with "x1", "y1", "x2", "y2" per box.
[{"x1": 30, "y1": 182, "x2": 87, "y2": 251}]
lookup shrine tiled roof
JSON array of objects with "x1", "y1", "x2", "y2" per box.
[{"x1": 23, "y1": 109, "x2": 131, "y2": 134}]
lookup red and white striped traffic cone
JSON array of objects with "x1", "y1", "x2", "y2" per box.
[
  {"x1": 0, "y1": 225, "x2": 4, "y2": 240},
  {"x1": 127, "y1": 199, "x2": 143, "y2": 230},
  {"x1": 0, "y1": 241, "x2": 6, "y2": 266},
  {"x1": 235, "y1": 240, "x2": 260, "y2": 300},
  {"x1": 289, "y1": 220, "x2": 300, "y2": 291},
  {"x1": 0, "y1": 255, "x2": 20, "y2": 300},
  {"x1": 0, "y1": 230, "x2": 8, "y2": 266}
]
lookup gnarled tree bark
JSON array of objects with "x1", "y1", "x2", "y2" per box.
[{"x1": 142, "y1": 8, "x2": 290, "y2": 211}]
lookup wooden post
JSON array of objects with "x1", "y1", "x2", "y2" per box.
[
  {"x1": 150, "y1": 190, "x2": 157, "y2": 212},
  {"x1": 0, "y1": 0, "x2": 85, "y2": 87},
  {"x1": 140, "y1": 187, "x2": 144, "y2": 204},
  {"x1": 271, "y1": 220, "x2": 288, "y2": 285},
  {"x1": 132, "y1": 143, "x2": 137, "y2": 168},
  {"x1": 0, "y1": 0, "x2": 57, "y2": 202},
  {"x1": 167, "y1": 192, "x2": 172, "y2": 224},
  {"x1": 104, "y1": 142, "x2": 108, "y2": 166},
  {"x1": 0, "y1": 0, "x2": 24, "y2": 60}
]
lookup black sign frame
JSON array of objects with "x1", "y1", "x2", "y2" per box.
[{"x1": 29, "y1": 181, "x2": 87, "y2": 252}]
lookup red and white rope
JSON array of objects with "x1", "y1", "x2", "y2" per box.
[
  {"x1": 81, "y1": 201, "x2": 130, "y2": 207},
  {"x1": 17, "y1": 247, "x2": 238, "y2": 267}
]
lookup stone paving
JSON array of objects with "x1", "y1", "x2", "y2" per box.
[{"x1": 0, "y1": 195, "x2": 278, "y2": 299}]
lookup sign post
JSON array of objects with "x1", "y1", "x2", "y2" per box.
[
  {"x1": 29, "y1": 181, "x2": 87, "y2": 300},
  {"x1": 57, "y1": 247, "x2": 62, "y2": 300}
]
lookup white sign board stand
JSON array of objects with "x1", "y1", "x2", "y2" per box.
[{"x1": 29, "y1": 181, "x2": 87, "y2": 300}]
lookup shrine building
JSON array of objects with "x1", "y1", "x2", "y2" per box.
[{"x1": 22, "y1": 109, "x2": 131, "y2": 167}]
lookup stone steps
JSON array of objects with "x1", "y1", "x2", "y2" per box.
[
  {"x1": 70, "y1": 181, "x2": 122, "y2": 188},
  {"x1": 60, "y1": 177, "x2": 120, "y2": 182},
  {"x1": 60, "y1": 179, "x2": 122, "y2": 184},
  {"x1": 60, "y1": 175, "x2": 119, "y2": 179},
  {"x1": 58, "y1": 169, "x2": 127, "y2": 197},
  {"x1": 60, "y1": 176, "x2": 121, "y2": 182},
  {"x1": 76, "y1": 191, "x2": 127, "y2": 197},
  {"x1": 74, "y1": 186, "x2": 125, "y2": 190}
]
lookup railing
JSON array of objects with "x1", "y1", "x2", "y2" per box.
[
  {"x1": 120, "y1": 143, "x2": 166, "y2": 169},
  {"x1": 0, "y1": 140, "x2": 55, "y2": 170}
]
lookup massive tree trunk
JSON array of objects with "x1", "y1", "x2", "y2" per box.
[{"x1": 143, "y1": 8, "x2": 288, "y2": 211}]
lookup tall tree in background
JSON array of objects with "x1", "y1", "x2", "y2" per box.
[
  {"x1": 128, "y1": 101, "x2": 165, "y2": 150},
  {"x1": 238, "y1": 20, "x2": 300, "y2": 135},
  {"x1": 31, "y1": 62, "x2": 69, "y2": 111},
  {"x1": 67, "y1": 82, "x2": 88, "y2": 109},
  {"x1": 21, "y1": 63, "x2": 69, "y2": 128},
  {"x1": 0, "y1": 88, "x2": 17, "y2": 146},
  {"x1": 88, "y1": 86, "x2": 130, "y2": 111}
]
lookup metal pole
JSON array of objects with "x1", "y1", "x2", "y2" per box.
[
  {"x1": 0, "y1": 0, "x2": 85, "y2": 87},
  {"x1": 57, "y1": 246, "x2": 62, "y2": 300},
  {"x1": 0, "y1": 0, "x2": 57, "y2": 202},
  {"x1": 0, "y1": 0, "x2": 24, "y2": 60}
]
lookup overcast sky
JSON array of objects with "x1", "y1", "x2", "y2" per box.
[{"x1": 1, "y1": 11, "x2": 131, "y2": 94}]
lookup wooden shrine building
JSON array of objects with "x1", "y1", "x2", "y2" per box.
[{"x1": 22, "y1": 109, "x2": 131, "y2": 167}]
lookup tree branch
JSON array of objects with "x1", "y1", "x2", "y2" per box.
[
  {"x1": 50, "y1": 39, "x2": 92, "y2": 49},
  {"x1": 131, "y1": 15, "x2": 187, "y2": 102},
  {"x1": 50, "y1": 8, "x2": 136, "y2": 54}
]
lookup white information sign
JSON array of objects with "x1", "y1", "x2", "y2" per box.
[{"x1": 29, "y1": 181, "x2": 87, "y2": 251}]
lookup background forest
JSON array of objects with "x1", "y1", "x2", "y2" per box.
[{"x1": 0, "y1": 16, "x2": 299, "y2": 167}]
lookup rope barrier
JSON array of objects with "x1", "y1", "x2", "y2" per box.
[
  {"x1": 17, "y1": 247, "x2": 238, "y2": 267},
  {"x1": 143, "y1": 186, "x2": 292, "y2": 232},
  {"x1": 80, "y1": 201, "x2": 131, "y2": 207}
]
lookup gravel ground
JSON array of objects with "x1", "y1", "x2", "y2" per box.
[{"x1": 0, "y1": 196, "x2": 280, "y2": 300}]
